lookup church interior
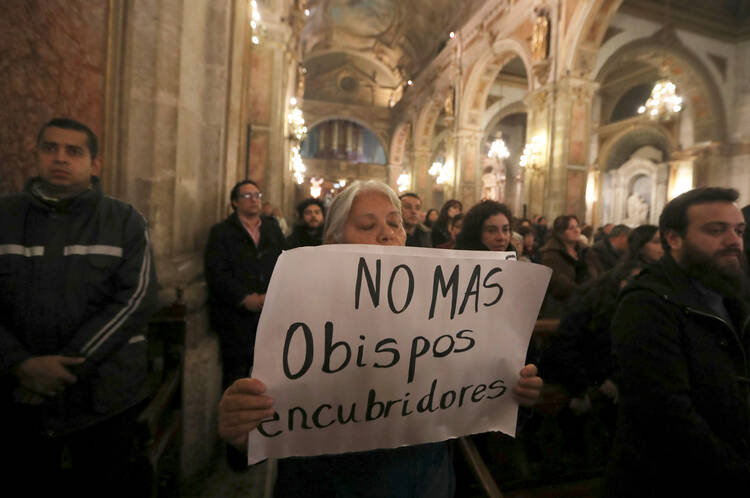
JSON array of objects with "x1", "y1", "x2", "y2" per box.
[{"x1": 2, "y1": 0, "x2": 750, "y2": 495}]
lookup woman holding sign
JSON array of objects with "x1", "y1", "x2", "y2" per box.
[{"x1": 218, "y1": 180, "x2": 543, "y2": 497}]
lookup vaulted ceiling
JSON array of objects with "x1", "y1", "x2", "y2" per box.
[{"x1": 301, "y1": 0, "x2": 485, "y2": 107}]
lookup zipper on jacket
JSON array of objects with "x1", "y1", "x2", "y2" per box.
[{"x1": 684, "y1": 305, "x2": 749, "y2": 377}]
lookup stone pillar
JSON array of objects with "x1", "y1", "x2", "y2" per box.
[
  {"x1": 245, "y1": 19, "x2": 296, "y2": 210},
  {"x1": 522, "y1": 88, "x2": 550, "y2": 219},
  {"x1": 454, "y1": 128, "x2": 482, "y2": 207},
  {"x1": 524, "y1": 77, "x2": 598, "y2": 220},
  {"x1": 112, "y1": 0, "x2": 248, "y2": 481},
  {"x1": 413, "y1": 148, "x2": 432, "y2": 206}
]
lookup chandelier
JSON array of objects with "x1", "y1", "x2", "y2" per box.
[
  {"x1": 287, "y1": 97, "x2": 307, "y2": 141},
  {"x1": 637, "y1": 79, "x2": 683, "y2": 121},
  {"x1": 310, "y1": 177, "x2": 323, "y2": 198},
  {"x1": 488, "y1": 137, "x2": 510, "y2": 160},
  {"x1": 428, "y1": 159, "x2": 453, "y2": 185},
  {"x1": 290, "y1": 145, "x2": 306, "y2": 185},
  {"x1": 250, "y1": 0, "x2": 262, "y2": 45},
  {"x1": 519, "y1": 135, "x2": 544, "y2": 170},
  {"x1": 396, "y1": 172, "x2": 411, "y2": 193}
]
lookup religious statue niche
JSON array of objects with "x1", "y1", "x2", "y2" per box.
[
  {"x1": 481, "y1": 164, "x2": 506, "y2": 201},
  {"x1": 602, "y1": 145, "x2": 669, "y2": 227},
  {"x1": 623, "y1": 189, "x2": 650, "y2": 227},
  {"x1": 532, "y1": 7, "x2": 550, "y2": 61}
]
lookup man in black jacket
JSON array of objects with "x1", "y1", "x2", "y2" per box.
[
  {"x1": 592, "y1": 223, "x2": 630, "y2": 270},
  {"x1": 204, "y1": 180, "x2": 285, "y2": 388},
  {"x1": 400, "y1": 192, "x2": 432, "y2": 248},
  {"x1": 1, "y1": 118, "x2": 158, "y2": 496},
  {"x1": 286, "y1": 197, "x2": 325, "y2": 248},
  {"x1": 607, "y1": 187, "x2": 750, "y2": 497}
]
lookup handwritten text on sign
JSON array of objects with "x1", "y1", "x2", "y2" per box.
[{"x1": 248, "y1": 245, "x2": 551, "y2": 464}]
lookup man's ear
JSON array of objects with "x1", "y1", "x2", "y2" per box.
[
  {"x1": 92, "y1": 157, "x2": 103, "y2": 177},
  {"x1": 663, "y1": 229, "x2": 683, "y2": 252}
]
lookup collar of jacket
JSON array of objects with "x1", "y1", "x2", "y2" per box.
[
  {"x1": 24, "y1": 175, "x2": 102, "y2": 213},
  {"x1": 625, "y1": 253, "x2": 750, "y2": 324},
  {"x1": 541, "y1": 234, "x2": 583, "y2": 259},
  {"x1": 227, "y1": 212, "x2": 278, "y2": 246}
]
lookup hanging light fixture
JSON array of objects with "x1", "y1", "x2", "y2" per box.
[
  {"x1": 637, "y1": 80, "x2": 683, "y2": 120},
  {"x1": 250, "y1": 0, "x2": 262, "y2": 45},
  {"x1": 396, "y1": 172, "x2": 411, "y2": 193},
  {"x1": 290, "y1": 145, "x2": 306, "y2": 185},
  {"x1": 428, "y1": 159, "x2": 453, "y2": 185},
  {"x1": 519, "y1": 135, "x2": 544, "y2": 171},
  {"x1": 488, "y1": 136, "x2": 510, "y2": 160},
  {"x1": 287, "y1": 97, "x2": 307, "y2": 141},
  {"x1": 310, "y1": 177, "x2": 323, "y2": 198},
  {"x1": 637, "y1": 0, "x2": 683, "y2": 121}
]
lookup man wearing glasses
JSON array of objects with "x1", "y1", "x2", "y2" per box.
[{"x1": 204, "y1": 180, "x2": 285, "y2": 391}]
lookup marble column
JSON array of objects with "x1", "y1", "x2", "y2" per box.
[
  {"x1": 523, "y1": 77, "x2": 598, "y2": 220},
  {"x1": 413, "y1": 148, "x2": 432, "y2": 206},
  {"x1": 454, "y1": 128, "x2": 482, "y2": 207}
]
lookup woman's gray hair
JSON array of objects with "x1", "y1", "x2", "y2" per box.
[{"x1": 323, "y1": 180, "x2": 402, "y2": 243}]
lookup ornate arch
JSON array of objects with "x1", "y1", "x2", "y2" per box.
[
  {"x1": 595, "y1": 34, "x2": 728, "y2": 143},
  {"x1": 458, "y1": 38, "x2": 532, "y2": 130},
  {"x1": 413, "y1": 85, "x2": 455, "y2": 152},
  {"x1": 389, "y1": 121, "x2": 412, "y2": 167},
  {"x1": 599, "y1": 123, "x2": 677, "y2": 172},
  {"x1": 563, "y1": 0, "x2": 624, "y2": 78}
]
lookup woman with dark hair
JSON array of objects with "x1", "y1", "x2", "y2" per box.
[
  {"x1": 625, "y1": 224, "x2": 664, "y2": 264},
  {"x1": 424, "y1": 208, "x2": 439, "y2": 228},
  {"x1": 431, "y1": 199, "x2": 463, "y2": 247},
  {"x1": 540, "y1": 215, "x2": 603, "y2": 317},
  {"x1": 436, "y1": 213, "x2": 464, "y2": 249},
  {"x1": 455, "y1": 200, "x2": 513, "y2": 252}
]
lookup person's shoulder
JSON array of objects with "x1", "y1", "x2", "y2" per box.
[
  {"x1": 416, "y1": 223, "x2": 431, "y2": 234},
  {"x1": 101, "y1": 195, "x2": 149, "y2": 227},
  {"x1": 0, "y1": 192, "x2": 29, "y2": 211}
]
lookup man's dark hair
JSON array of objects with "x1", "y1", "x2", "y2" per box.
[
  {"x1": 659, "y1": 187, "x2": 739, "y2": 251},
  {"x1": 609, "y1": 224, "x2": 632, "y2": 239},
  {"x1": 230, "y1": 179, "x2": 260, "y2": 203},
  {"x1": 456, "y1": 200, "x2": 513, "y2": 251},
  {"x1": 37, "y1": 117, "x2": 98, "y2": 159},
  {"x1": 399, "y1": 192, "x2": 421, "y2": 202},
  {"x1": 296, "y1": 197, "x2": 325, "y2": 219},
  {"x1": 626, "y1": 224, "x2": 658, "y2": 260}
]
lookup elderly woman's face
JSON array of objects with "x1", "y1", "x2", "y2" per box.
[{"x1": 340, "y1": 190, "x2": 406, "y2": 246}]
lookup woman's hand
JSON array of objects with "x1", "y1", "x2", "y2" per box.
[
  {"x1": 513, "y1": 364, "x2": 543, "y2": 407},
  {"x1": 218, "y1": 378, "x2": 275, "y2": 449}
]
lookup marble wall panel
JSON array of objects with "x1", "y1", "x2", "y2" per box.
[{"x1": 0, "y1": 0, "x2": 108, "y2": 194}]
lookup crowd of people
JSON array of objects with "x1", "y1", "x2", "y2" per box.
[{"x1": 4, "y1": 117, "x2": 750, "y2": 497}]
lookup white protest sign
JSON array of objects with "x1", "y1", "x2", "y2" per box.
[{"x1": 248, "y1": 245, "x2": 551, "y2": 464}]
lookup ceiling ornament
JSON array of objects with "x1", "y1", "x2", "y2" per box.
[{"x1": 637, "y1": 0, "x2": 684, "y2": 122}]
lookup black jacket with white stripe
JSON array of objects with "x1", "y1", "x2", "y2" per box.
[{"x1": 0, "y1": 177, "x2": 158, "y2": 435}]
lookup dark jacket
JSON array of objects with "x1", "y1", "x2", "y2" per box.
[
  {"x1": 406, "y1": 224, "x2": 432, "y2": 248},
  {"x1": 0, "y1": 177, "x2": 158, "y2": 435},
  {"x1": 204, "y1": 213, "x2": 284, "y2": 384},
  {"x1": 540, "y1": 271, "x2": 621, "y2": 397},
  {"x1": 606, "y1": 254, "x2": 750, "y2": 497},
  {"x1": 592, "y1": 237, "x2": 622, "y2": 271},
  {"x1": 431, "y1": 223, "x2": 451, "y2": 248},
  {"x1": 539, "y1": 236, "x2": 603, "y2": 317},
  {"x1": 285, "y1": 224, "x2": 323, "y2": 249}
]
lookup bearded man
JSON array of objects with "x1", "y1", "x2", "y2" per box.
[{"x1": 606, "y1": 187, "x2": 750, "y2": 497}]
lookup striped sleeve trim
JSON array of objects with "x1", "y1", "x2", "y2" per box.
[
  {"x1": 0, "y1": 244, "x2": 45, "y2": 257},
  {"x1": 81, "y1": 230, "x2": 152, "y2": 356},
  {"x1": 63, "y1": 245, "x2": 123, "y2": 257}
]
